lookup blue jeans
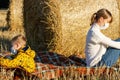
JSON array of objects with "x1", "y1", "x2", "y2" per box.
[{"x1": 95, "y1": 38, "x2": 120, "y2": 67}]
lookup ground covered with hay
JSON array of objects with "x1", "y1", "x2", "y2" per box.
[{"x1": 0, "y1": 66, "x2": 120, "y2": 80}]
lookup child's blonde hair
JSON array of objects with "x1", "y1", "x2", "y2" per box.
[
  {"x1": 90, "y1": 8, "x2": 113, "y2": 26},
  {"x1": 11, "y1": 35, "x2": 27, "y2": 46}
]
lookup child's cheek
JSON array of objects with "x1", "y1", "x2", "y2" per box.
[{"x1": 13, "y1": 45, "x2": 18, "y2": 50}]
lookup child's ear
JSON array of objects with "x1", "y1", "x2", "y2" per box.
[
  {"x1": 99, "y1": 17, "x2": 104, "y2": 22},
  {"x1": 16, "y1": 43, "x2": 21, "y2": 50},
  {"x1": 16, "y1": 43, "x2": 19, "y2": 47}
]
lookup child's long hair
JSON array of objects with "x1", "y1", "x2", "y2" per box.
[{"x1": 90, "y1": 8, "x2": 113, "y2": 26}]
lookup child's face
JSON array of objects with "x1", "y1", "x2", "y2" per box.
[
  {"x1": 12, "y1": 41, "x2": 22, "y2": 50},
  {"x1": 99, "y1": 17, "x2": 111, "y2": 26},
  {"x1": 103, "y1": 17, "x2": 111, "y2": 24}
]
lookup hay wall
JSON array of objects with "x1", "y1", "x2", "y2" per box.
[
  {"x1": 9, "y1": 0, "x2": 25, "y2": 36},
  {"x1": 59, "y1": 0, "x2": 120, "y2": 56},
  {"x1": 117, "y1": 0, "x2": 120, "y2": 32},
  {"x1": 0, "y1": 0, "x2": 120, "y2": 56},
  {"x1": 0, "y1": 10, "x2": 7, "y2": 27},
  {"x1": 0, "y1": 0, "x2": 25, "y2": 39},
  {"x1": 24, "y1": 0, "x2": 62, "y2": 52}
]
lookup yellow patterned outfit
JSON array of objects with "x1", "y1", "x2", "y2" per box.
[{"x1": 0, "y1": 46, "x2": 36, "y2": 73}]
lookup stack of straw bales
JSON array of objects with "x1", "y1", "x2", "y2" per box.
[{"x1": 0, "y1": 0, "x2": 120, "y2": 56}]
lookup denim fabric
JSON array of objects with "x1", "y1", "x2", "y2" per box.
[{"x1": 95, "y1": 38, "x2": 120, "y2": 67}]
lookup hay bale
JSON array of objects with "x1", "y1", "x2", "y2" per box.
[
  {"x1": 59, "y1": 0, "x2": 120, "y2": 56},
  {"x1": 0, "y1": 0, "x2": 25, "y2": 39},
  {"x1": 24, "y1": 0, "x2": 62, "y2": 52},
  {"x1": 117, "y1": 0, "x2": 120, "y2": 34},
  {"x1": 0, "y1": 10, "x2": 7, "y2": 27},
  {"x1": 0, "y1": 0, "x2": 120, "y2": 56},
  {"x1": 9, "y1": 0, "x2": 25, "y2": 36}
]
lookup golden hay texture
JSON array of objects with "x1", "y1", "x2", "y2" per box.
[
  {"x1": 0, "y1": 0, "x2": 62, "y2": 52},
  {"x1": 0, "y1": 68, "x2": 14, "y2": 80},
  {"x1": 0, "y1": 0, "x2": 120, "y2": 56},
  {"x1": 59, "y1": 0, "x2": 120, "y2": 56},
  {"x1": 117, "y1": 0, "x2": 120, "y2": 25},
  {"x1": 0, "y1": 0, "x2": 25, "y2": 39},
  {"x1": 0, "y1": 10, "x2": 7, "y2": 27},
  {"x1": 9, "y1": 0, "x2": 25, "y2": 35}
]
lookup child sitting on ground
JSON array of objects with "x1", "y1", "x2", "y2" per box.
[{"x1": 0, "y1": 35, "x2": 36, "y2": 73}]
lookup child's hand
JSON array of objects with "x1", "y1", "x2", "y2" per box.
[
  {"x1": 2, "y1": 52, "x2": 11, "y2": 56},
  {"x1": 0, "y1": 54, "x2": 4, "y2": 57}
]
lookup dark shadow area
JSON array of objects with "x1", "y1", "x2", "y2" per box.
[
  {"x1": 69, "y1": 55, "x2": 86, "y2": 66},
  {"x1": 0, "y1": 38, "x2": 11, "y2": 52},
  {"x1": 0, "y1": 26, "x2": 10, "y2": 31},
  {"x1": 24, "y1": 0, "x2": 61, "y2": 52},
  {"x1": 0, "y1": 0, "x2": 10, "y2": 9},
  {"x1": 13, "y1": 68, "x2": 40, "y2": 80},
  {"x1": 23, "y1": 0, "x2": 54, "y2": 52}
]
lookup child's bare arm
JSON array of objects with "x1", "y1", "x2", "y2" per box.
[{"x1": 1, "y1": 52, "x2": 11, "y2": 57}]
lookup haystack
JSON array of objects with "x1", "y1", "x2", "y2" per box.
[
  {"x1": 24, "y1": 0, "x2": 62, "y2": 52},
  {"x1": 117, "y1": 0, "x2": 120, "y2": 28},
  {"x1": 0, "y1": 0, "x2": 120, "y2": 56},
  {"x1": 0, "y1": 10, "x2": 7, "y2": 27},
  {"x1": 9, "y1": 0, "x2": 25, "y2": 36},
  {"x1": 59, "y1": 0, "x2": 120, "y2": 56}
]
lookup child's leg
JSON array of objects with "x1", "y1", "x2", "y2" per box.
[{"x1": 101, "y1": 38, "x2": 120, "y2": 67}]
